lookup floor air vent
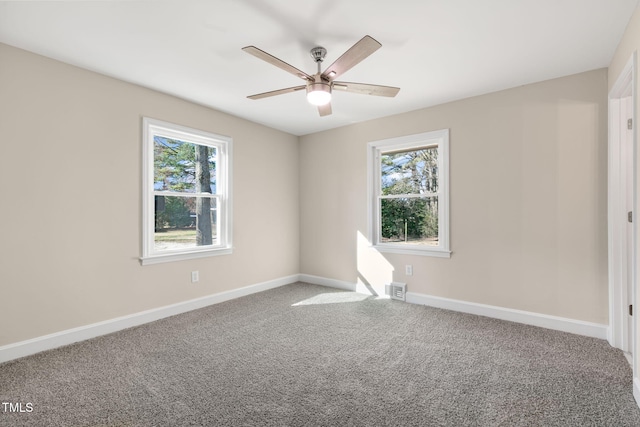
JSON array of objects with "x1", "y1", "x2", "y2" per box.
[{"x1": 388, "y1": 282, "x2": 407, "y2": 301}]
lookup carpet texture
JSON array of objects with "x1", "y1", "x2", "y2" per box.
[{"x1": 1, "y1": 282, "x2": 639, "y2": 426}]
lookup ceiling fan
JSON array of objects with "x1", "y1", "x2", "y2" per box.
[{"x1": 242, "y1": 35, "x2": 400, "y2": 117}]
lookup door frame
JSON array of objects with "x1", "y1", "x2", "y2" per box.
[{"x1": 608, "y1": 52, "x2": 637, "y2": 374}]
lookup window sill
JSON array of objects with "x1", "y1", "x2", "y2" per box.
[
  {"x1": 373, "y1": 244, "x2": 451, "y2": 258},
  {"x1": 140, "y1": 247, "x2": 232, "y2": 265}
]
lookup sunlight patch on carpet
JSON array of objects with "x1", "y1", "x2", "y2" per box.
[{"x1": 292, "y1": 292, "x2": 370, "y2": 306}]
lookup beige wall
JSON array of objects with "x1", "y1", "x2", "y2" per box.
[
  {"x1": 609, "y1": 3, "x2": 640, "y2": 371},
  {"x1": 0, "y1": 37, "x2": 614, "y2": 347},
  {"x1": 300, "y1": 69, "x2": 609, "y2": 324},
  {"x1": 0, "y1": 43, "x2": 300, "y2": 346}
]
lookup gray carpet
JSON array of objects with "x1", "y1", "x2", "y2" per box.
[{"x1": 1, "y1": 282, "x2": 639, "y2": 426}]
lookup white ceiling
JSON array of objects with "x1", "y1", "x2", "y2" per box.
[{"x1": 1, "y1": 0, "x2": 638, "y2": 136}]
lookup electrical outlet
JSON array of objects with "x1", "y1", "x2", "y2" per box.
[
  {"x1": 191, "y1": 271, "x2": 199, "y2": 283},
  {"x1": 405, "y1": 265, "x2": 413, "y2": 276}
]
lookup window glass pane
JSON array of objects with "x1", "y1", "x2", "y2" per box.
[
  {"x1": 154, "y1": 196, "x2": 217, "y2": 251},
  {"x1": 380, "y1": 197, "x2": 438, "y2": 245},
  {"x1": 381, "y1": 147, "x2": 438, "y2": 195},
  {"x1": 154, "y1": 136, "x2": 217, "y2": 194}
]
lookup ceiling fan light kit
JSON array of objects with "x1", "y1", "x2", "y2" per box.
[
  {"x1": 306, "y1": 83, "x2": 331, "y2": 106},
  {"x1": 242, "y1": 35, "x2": 400, "y2": 116}
]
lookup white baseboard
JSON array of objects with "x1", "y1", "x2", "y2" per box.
[
  {"x1": 0, "y1": 274, "x2": 299, "y2": 364},
  {"x1": 634, "y1": 377, "x2": 640, "y2": 410},
  {"x1": 298, "y1": 274, "x2": 609, "y2": 339},
  {"x1": 0, "y1": 274, "x2": 611, "y2": 364},
  {"x1": 298, "y1": 274, "x2": 357, "y2": 291},
  {"x1": 406, "y1": 291, "x2": 608, "y2": 340}
]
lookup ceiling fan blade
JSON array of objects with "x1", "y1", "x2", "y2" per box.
[
  {"x1": 318, "y1": 103, "x2": 332, "y2": 117},
  {"x1": 247, "y1": 85, "x2": 306, "y2": 100},
  {"x1": 332, "y1": 81, "x2": 400, "y2": 97},
  {"x1": 242, "y1": 46, "x2": 313, "y2": 81},
  {"x1": 321, "y1": 35, "x2": 381, "y2": 81}
]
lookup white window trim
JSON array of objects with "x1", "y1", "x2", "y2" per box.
[
  {"x1": 367, "y1": 129, "x2": 451, "y2": 258},
  {"x1": 140, "y1": 117, "x2": 233, "y2": 265}
]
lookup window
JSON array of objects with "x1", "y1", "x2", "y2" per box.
[
  {"x1": 368, "y1": 129, "x2": 450, "y2": 257},
  {"x1": 141, "y1": 118, "x2": 232, "y2": 265}
]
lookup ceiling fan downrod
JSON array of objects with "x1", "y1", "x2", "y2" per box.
[
  {"x1": 306, "y1": 46, "x2": 331, "y2": 105},
  {"x1": 310, "y1": 46, "x2": 327, "y2": 74}
]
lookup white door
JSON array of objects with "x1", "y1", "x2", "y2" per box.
[
  {"x1": 608, "y1": 55, "x2": 635, "y2": 361},
  {"x1": 624, "y1": 95, "x2": 634, "y2": 356}
]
